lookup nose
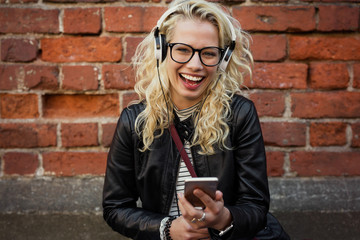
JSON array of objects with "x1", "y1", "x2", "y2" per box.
[{"x1": 186, "y1": 52, "x2": 203, "y2": 70}]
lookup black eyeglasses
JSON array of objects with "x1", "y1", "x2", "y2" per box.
[{"x1": 167, "y1": 43, "x2": 224, "y2": 67}]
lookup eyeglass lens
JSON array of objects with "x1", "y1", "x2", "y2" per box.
[{"x1": 170, "y1": 43, "x2": 222, "y2": 66}]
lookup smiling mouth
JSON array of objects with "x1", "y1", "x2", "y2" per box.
[{"x1": 180, "y1": 73, "x2": 204, "y2": 86}]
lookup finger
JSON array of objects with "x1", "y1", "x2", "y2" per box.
[
  {"x1": 193, "y1": 189, "x2": 222, "y2": 211},
  {"x1": 178, "y1": 193, "x2": 203, "y2": 223}
]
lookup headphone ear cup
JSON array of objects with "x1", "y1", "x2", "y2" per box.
[
  {"x1": 219, "y1": 47, "x2": 233, "y2": 71},
  {"x1": 160, "y1": 34, "x2": 167, "y2": 62}
]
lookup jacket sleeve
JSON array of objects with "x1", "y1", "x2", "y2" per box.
[
  {"x1": 218, "y1": 98, "x2": 270, "y2": 239},
  {"x1": 102, "y1": 108, "x2": 165, "y2": 239}
]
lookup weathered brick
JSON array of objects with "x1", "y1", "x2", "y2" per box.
[
  {"x1": 102, "y1": 64, "x2": 135, "y2": 90},
  {"x1": 245, "y1": 63, "x2": 308, "y2": 89},
  {"x1": 318, "y1": 5, "x2": 359, "y2": 31},
  {"x1": 290, "y1": 151, "x2": 360, "y2": 176},
  {"x1": 291, "y1": 92, "x2": 360, "y2": 118},
  {"x1": 62, "y1": 65, "x2": 99, "y2": 91},
  {"x1": 124, "y1": 36, "x2": 144, "y2": 62},
  {"x1": 42, "y1": 151, "x2": 107, "y2": 176},
  {"x1": 1, "y1": 39, "x2": 38, "y2": 62},
  {"x1": 122, "y1": 91, "x2": 139, "y2": 109},
  {"x1": 102, "y1": 122, "x2": 117, "y2": 147},
  {"x1": 104, "y1": 6, "x2": 166, "y2": 32},
  {"x1": 251, "y1": 35, "x2": 287, "y2": 61},
  {"x1": 0, "y1": 123, "x2": 57, "y2": 148},
  {"x1": 63, "y1": 8, "x2": 101, "y2": 34},
  {"x1": 3, "y1": 152, "x2": 38, "y2": 175},
  {"x1": 0, "y1": 65, "x2": 19, "y2": 90},
  {"x1": 43, "y1": 94, "x2": 119, "y2": 118},
  {"x1": 266, "y1": 151, "x2": 285, "y2": 177},
  {"x1": 233, "y1": 6, "x2": 315, "y2": 32},
  {"x1": 61, "y1": 123, "x2": 98, "y2": 147},
  {"x1": 352, "y1": 123, "x2": 360, "y2": 147},
  {"x1": 310, "y1": 122, "x2": 347, "y2": 146},
  {"x1": 41, "y1": 37, "x2": 122, "y2": 63},
  {"x1": 354, "y1": 63, "x2": 360, "y2": 89},
  {"x1": 0, "y1": 8, "x2": 59, "y2": 33},
  {"x1": 24, "y1": 65, "x2": 59, "y2": 90},
  {"x1": 309, "y1": 63, "x2": 349, "y2": 89},
  {"x1": 289, "y1": 36, "x2": 360, "y2": 60},
  {"x1": 249, "y1": 92, "x2": 285, "y2": 117},
  {"x1": 0, "y1": 93, "x2": 39, "y2": 119},
  {"x1": 261, "y1": 122, "x2": 306, "y2": 146}
]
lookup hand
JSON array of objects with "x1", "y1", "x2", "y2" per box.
[
  {"x1": 170, "y1": 215, "x2": 210, "y2": 240},
  {"x1": 177, "y1": 190, "x2": 232, "y2": 231}
]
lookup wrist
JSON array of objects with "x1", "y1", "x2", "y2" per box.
[
  {"x1": 163, "y1": 216, "x2": 177, "y2": 240},
  {"x1": 216, "y1": 207, "x2": 233, "y2": 231}
]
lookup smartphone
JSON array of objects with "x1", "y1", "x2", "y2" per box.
[{"x1": 184, "y1": 177, "x2": 218, "y2": 208}]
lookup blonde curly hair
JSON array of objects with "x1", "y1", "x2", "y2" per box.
[{"x1": 132, "y1": 0, "x2": 253, "y2": 155}]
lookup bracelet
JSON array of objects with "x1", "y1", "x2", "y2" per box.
[
  {"x1": 218, "y1": 221, "x2": 234, "y2": 237},
  {"x1": 164, "y1": 216, "x2": 177, "y2": 240}
]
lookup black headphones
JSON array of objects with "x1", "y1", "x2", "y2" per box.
[{"x1": 154, "y1": 4, "x2": 236, "y2": 71}]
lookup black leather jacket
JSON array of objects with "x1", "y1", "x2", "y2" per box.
[{"x1": 103, "y1": 94, "x2": 270, "y2": 239}]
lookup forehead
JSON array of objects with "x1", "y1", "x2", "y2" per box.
[{"x1": 171, "y1": 19, "x2": 219, "y2": 47}]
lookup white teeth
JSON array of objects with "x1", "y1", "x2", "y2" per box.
[{"x1": 181, "y1": 74, "x2": 203, "y2": 82}]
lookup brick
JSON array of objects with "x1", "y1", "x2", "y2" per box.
[
  {"x1": 41, "y1": 37, "x2": 122, "y2": 63},
  {"x1": 354, "y1": 63, "x2": 360, "y2": 89},
  {"x1": 3, "y1": 152, "x2": 38, "y2": 175},
  {"x1": 9, "y1": 0, "x2": 37, "y2": 2},
  {"x1": 44, "y1": 0, "x2": 117, "y2": 2},
  {"x1": 261, "y1": 122, "x2": 306, "y2": 146},
  {"x1": 233, "y1": 6, "x2": 315, "y2": 32},
  {"x1": 310, "y1": 122, "x2": 347, "y2": 146},
  {"x1": 42, "y1": 151, "x2": 107, "y2": 176},
  {"x1": 249, "y1": 92, "x2": 285, "y2": 117},
  {"x1": 104, "y1": 6, "x2": 166, "y2": 32},
  {"x1": 63, "y1": 8, "x2": 101, "y2": 34},
  {"x1": 102, "y1": 123, "x2": 117, "y2": 147},
  {"x1": 266, "y1": 151, "x2": 285, "y2": 177},
  {"x1": 43, "y1": 94, "x2": 119, "y2": 118},
  {"x1": 122, "y1": 92, "x2": 139, "y2": 109},
  {"x1": 0, "y1": 65, "x2": 19, "y2": 90},
  {"x1": 290, "y1": 151, "x2": 360, "y2": 176},
  {"x1": 124, "y1": 36, "x2": 144, "y2": 62},
  {"x1": 103, "y1": 64, "x2": 135, "y2": 90},
  {"x1": 0, "y1": 123, "x2": 57, "y2": 148},
  {"x1": 352, "y1": 123, "x2": 360, "y2": 147},
  {"x1": 289, "y1": 36, "x2": 360, "y2": 60},
  {"x1": 1, "y1": 39, "x2": 38, "y2": 62},
  {"x1": 309, "y1": 63, "x2": 349, "y2": 89},
  {"x1": 318, "y1": 5, "x2": 359, "y2": 31},
  {"x1": 61, "y1": 123, "x2": 98, "y2": 147},
  {"x1": 291, "y1": 92, "x2": 360, "y2": 118},
  {"x1": 245, "y1": 63, "x2": 307, "y2": 89},
  {"x1": 0, "y1": 8, "x2": 59, "y2": 33},
  {"x1": 0, "y1": 93, "x2": 39, "y2": 119},
  {"x1": 62, "y1": 65, "x2": 99, "y2": 91},
  {"x1": 24, "y1": 65, "x2": 59, "y2": 90},
  {"x1": 251, "y1": 35, "x2": 287, "y2": 61}
]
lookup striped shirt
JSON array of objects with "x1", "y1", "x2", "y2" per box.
[{"x1": 168, "y1": 102, "x2": 200, "y2": 216}]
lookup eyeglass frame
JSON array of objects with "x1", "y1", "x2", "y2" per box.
[{"x1": 167, "y1": 43, "x2": 225, "y2": 67}]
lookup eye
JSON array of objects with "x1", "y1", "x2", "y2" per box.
[
  {"x1": 173, "y1": 44, "x2": 192, "y2": 54},
  {"x1": 201, "y1": 48, "x2": 220, "y2": 59}
]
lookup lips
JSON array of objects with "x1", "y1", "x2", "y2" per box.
[{"x1": 180, "y1": 73, "x2": 204, "y2": 87}]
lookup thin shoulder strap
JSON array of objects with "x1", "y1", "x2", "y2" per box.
[{"x1": 169, "y1": 124, "x2": 197, "y2": 178}]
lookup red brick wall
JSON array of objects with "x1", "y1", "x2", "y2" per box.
[{"x1": 0, "y1": 0, "x2": 359, "y2": 178}]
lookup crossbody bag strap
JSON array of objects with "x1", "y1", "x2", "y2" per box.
[{"x1": 169, "y1": 124, "x2": 197, "y2": 178}]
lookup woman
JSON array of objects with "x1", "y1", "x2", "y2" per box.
[{"x1": 103, "y1": 0, "x2": 270, "y2": 239}]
